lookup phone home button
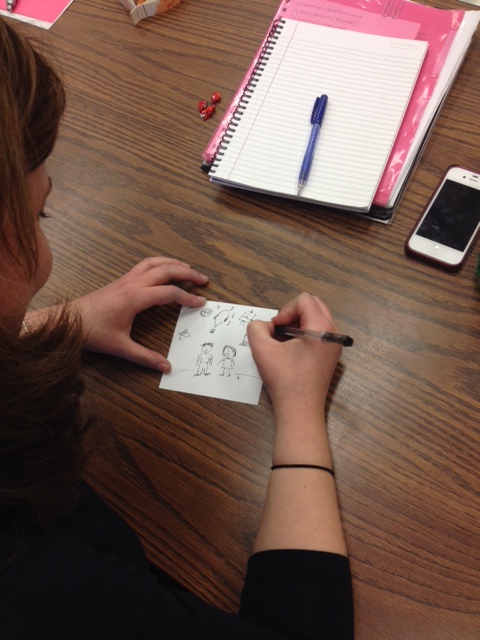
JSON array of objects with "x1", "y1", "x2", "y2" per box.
[{"x1": 430, "y1": 243, "x2": 441, "y2": 255}]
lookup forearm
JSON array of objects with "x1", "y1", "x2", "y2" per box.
[
  {"x1": 271, "y1": 402, "x2": 332, "y2": 467},
  {"x1": 254, "y1": 412, "x2": 347, "y2": 556}
]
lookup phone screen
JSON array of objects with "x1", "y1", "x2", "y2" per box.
[{"x1": 417, "y1": 179, "x2": 480, "y2": 251}]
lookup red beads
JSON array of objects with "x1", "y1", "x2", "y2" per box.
[
  {"x1": 198, "y1": 92, "x2": 221, "y2": 120},
  {"x1": 200, "y1": 105, "x2": 216, "y2": 120}
]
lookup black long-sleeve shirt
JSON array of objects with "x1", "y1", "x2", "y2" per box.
[{"x1": 0, "y1": 485, "x2": 354, "y2": 639}]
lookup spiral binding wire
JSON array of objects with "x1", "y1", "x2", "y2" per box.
[{"x1": 209, "y1": 19, "x2": 286, "y2": 173}]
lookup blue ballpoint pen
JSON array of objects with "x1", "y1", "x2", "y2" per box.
[{"x1": 297, "y1": 94, "x2": 328, "y2": 197}]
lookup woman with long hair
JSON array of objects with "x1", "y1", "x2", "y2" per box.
[{"x1": 0, "y1": 17, "x2": 353, "y2": 639}]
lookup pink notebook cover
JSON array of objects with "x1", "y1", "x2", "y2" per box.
[
  {"x1": 202, "y1": 0, "x2": 462, "y2": 209},
  {"x1": 0, "y1": 0, "x2": 75, "y2": 28}
]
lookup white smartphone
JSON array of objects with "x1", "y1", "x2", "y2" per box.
[{"x1": 405, "y1": 165, "x2": 480, "y2": 271}]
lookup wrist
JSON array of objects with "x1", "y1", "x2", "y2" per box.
[{"x1": 272, "y1": 413, "x2": 333, "y2": 469}]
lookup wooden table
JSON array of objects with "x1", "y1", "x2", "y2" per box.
[{"x1": 20, "y1": 0, "x2": 480, "y2": 637}]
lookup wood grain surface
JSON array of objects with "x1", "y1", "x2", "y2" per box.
[{"x1": 16, "y1": 0, "x2": 480, "y2": 637}]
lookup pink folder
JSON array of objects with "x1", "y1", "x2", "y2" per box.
[{"x1": 0, "y1": 0, "x2": 75, "y2": 28}]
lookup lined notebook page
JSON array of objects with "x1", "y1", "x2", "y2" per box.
[{"x1": 209, "y1": 19, "x2": 428, "y2": 212}]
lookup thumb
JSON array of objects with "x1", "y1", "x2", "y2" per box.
[
  {"x1": 114, "y1": 338, "x2": 171, "y2": 372},
  {"x1": 247, "y1": 319, "x2": 274, "y2": 349}
]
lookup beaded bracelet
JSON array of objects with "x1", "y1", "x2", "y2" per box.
[{"x1": 271, "y1": 464, "x2": 334, "y2": 477}]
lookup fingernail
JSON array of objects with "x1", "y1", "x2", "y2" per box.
[
  {"x1": 197, "y1": 296, "x2": 207, "y2": 303},
  {"x1": 159, "y1": 362, "x2": 171, "y2": 373}
]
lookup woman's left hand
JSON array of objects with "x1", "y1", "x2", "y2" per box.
[
  {"x1": 28, "y1": 257, "x2": 208, "y2": 372},
  {"x1": 77, "y1": 257, "x2": 209, "y2": 371}
]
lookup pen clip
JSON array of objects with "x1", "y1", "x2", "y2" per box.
[{"x1": 311, "y1": 95, "x2": 328, "y2": 126}]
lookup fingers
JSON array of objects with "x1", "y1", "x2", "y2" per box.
[
  {"x1": 112, "y1": 257, "x2": 209, "y2": 315},
  {"x1": 273, "y1": 292, "x2": 337, "y2": 332},
  {"x1": 128, "y1": 257, "x2": 191, "y2": 275},
  {"x1": 247, "y1": 319, "x2": 273, "y2": 349},
  {"x1": 127, "y1": 257, "x2": 209, "y2": 288},
  {"x1": 143, "y1": 264, "x2": 209, "y2": 287},
  {"x1": 113, "y1": 335, "x2": 172, "y2": 373},
  {"x1": 133, "y1": 285, "x2": 207, "y2": 313},
  {"x1": 249, "y1": 293, "x2": 337, "y2": 344}
]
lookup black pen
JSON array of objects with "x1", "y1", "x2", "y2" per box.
[
  {"x1": 274, "y1": 326, "x2": 353, "y2": 347},
  {"x1": 7, "y1": 0, "x2": 17, "y2": 12}
]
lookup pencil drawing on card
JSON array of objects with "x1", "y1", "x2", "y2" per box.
[
  {"x1": 218, "y1": 345, "x2": 237, "y2": 377},
  {"x1": 195, "y1": 342, "x2": 214, "y2": 376},
  {"x1": 160, "y1": 301, "x2": 277, "y2": 405},
  {"x1": 210, "y1": 305, "x2": 235, "y2": 333}
]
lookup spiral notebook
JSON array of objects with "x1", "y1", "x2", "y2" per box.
[{"x1": 207, "y1": 19, "x2": 428, "y2": 213}]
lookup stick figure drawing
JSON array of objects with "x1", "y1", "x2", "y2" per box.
[
  {"x1": 160, "y1": 301, "x2": 277, "y2": 404},
  {"x1": 239, "y1": 309, "x2": 256, "y2": 327},
  {"x1": 218, "y1": 345, "x2": 237, "y2": 377},
  {"x1": 195, "y1": 342, "x2": 214, "y2": 376}
]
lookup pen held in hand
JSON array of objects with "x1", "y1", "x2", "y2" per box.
[
  {"x1": 274, "y1": 326, "x2": 353, "y2": 347},
  {"x1": 297, "y1": 94, "x2": 328, "y2": 197}
]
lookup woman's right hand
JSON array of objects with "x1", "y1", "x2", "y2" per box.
[
  {"x1": 247, "y1": 293, "x2": 342, "y2": 417},
  {"x1": 249, "y1": 293, "x2": 349, "y2": 557}
]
